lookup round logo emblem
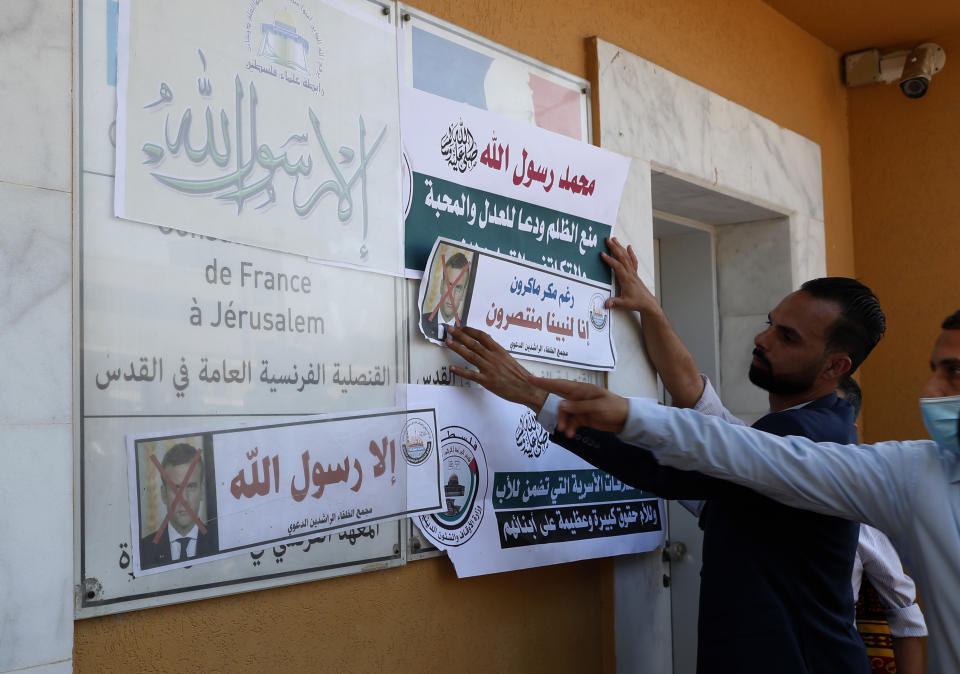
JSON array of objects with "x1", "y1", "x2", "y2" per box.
[
  {"x1": 401, "y1": 417, "x2": 435, "y2": 466},
  {"x1": 416, "y1": 426, "x2": 487, "y2": 547},
  {"x1": 589, "y1": 293, "x2": 608, "y2": 331}
]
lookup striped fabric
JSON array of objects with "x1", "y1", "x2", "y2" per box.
[{"x1": 856, "y1": 577, "x2": 897, "y2": 673}]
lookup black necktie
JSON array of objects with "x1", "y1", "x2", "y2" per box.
[{"x1": 176, "y1": 536, "x2": 191, "y2": 561}]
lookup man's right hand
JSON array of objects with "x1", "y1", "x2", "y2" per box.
[
  {"x1": 445, "y1": 325, "x2": 549, "y2": 414},
  {"x1": 601, "y1": 237, "x2": 659, "y2": 315},
  {"x1": 526, "y1": 376, "x2": 630, "y2": 437}
]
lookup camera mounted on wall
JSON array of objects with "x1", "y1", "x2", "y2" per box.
[{"x1": 844, "y1": 43, "x2": 946, "y2": 99}]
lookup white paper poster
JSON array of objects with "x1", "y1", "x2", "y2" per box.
[
  {"x1": 402, "y1": 86, "x2": 630, "y2": 280},
  {"x1": 128, "y1": 408, "x2": 441, "y2": 575},
  {"x1": 114, "y1": 0, "x2": 403, "y2": 273},
  {"x1": 417, "y1": 239, "x2": 616, "y2": 370},
  {"x1": 408, "y1": 385, "x2": 664, "y2": 577}
]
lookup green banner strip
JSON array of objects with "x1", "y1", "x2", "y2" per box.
[{"x1": 406, "y1": 172, "x2": 612, "y2": 283}]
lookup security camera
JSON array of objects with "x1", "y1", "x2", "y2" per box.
[
  {"x1": 899, "y1": 43, "x2": 946, "y2": 99},
  {"x1": 843, "y1": 43, "x2": 945, "y2": 99}
]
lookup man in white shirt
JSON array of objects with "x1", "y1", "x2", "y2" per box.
[{"x1": 517, "y1": 310, "x2": 960, "y2": 673}]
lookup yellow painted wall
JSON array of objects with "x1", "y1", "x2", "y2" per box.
[
  {"x1": 75, "y1": 1, "x2": 856, "y2": 670},
  {"x1": 848, "y1": 31, "x2": 960, "y2": 443},
  {"x1": 75, "y1": 559, "x2": 613, "y2": 672}
]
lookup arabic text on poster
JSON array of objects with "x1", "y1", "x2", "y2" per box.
[
  {"x1": 402, "y1": 87, "x2": 630, "y2": 281},
  {"x1": 408, "y1": 385, "x2": 664, "y2": 577}
]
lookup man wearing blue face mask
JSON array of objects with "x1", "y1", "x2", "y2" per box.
[{"x1": 526, "y1": 309, "x2": 960, "y2": 672}]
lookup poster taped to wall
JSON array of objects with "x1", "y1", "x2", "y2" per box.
[
  {"x1": 402, "y1": 86, "x2": 630, "y2": 281},
  {"x1": 128, "y1": 408, "x2": 442, "y2": 575},
  {"x1": 408, "y1": 385, "x2": 664, "y2": 577},
  {"x1": 417, "y1": 239, "x2": 616, "y2": 370},
  {"x1": 114, "y1": 0, "x2": 403, "y2": 274}
]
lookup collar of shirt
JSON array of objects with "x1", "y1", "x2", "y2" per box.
[{"x1": 167, "y1": 522, "x2": 199, "y2": 557}]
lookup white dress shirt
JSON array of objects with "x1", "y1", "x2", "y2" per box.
[
  {"x1": 609, "y1": 397, "x2": 959, "y2": 672},
  {"x1": 542, "y1": 384, "x2": 927, "y2": 639},
  {"x1": 853, "y1": 524, "x2": 927, "y2": 636}
]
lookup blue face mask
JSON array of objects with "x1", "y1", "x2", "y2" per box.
[{"x1": 919, "y1": 395, "x2": 960, "y2": 452}]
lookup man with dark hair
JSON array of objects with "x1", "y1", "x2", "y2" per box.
[
  {"x1": 445, "y1": 238, "x2": 886, "y2": 673},
  {"x1": 943, "y1": 308, "x2": 960, "y2": 330},
  {"x1": 798, "y1": 277, "x2": 888, "y2": 374},
  {"x1": 523, "y1": 307, "x2": 960, "y2": 671},
  {"x1": 421, "y1": 251, "x2": 471, "y2": 340},
  {"x1": 139, "y1": 442, "x2": 218, "y2": 570}
]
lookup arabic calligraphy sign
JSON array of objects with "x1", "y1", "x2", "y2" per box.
[
  {"x1": 408, "y1": 386, "x2": 664, "y2": 577},
  {"x1": 128, "y1": 408, "x2": 442, "y2": 575},
  {"x1": 402, "y1": 87, "x2": 630, "y2": 281},
  {"x1": 114, "y1": 0, "x2": 403, "y2": 273},
  {"x1": 418, "y1": 239, "x2": 617, "y2": 370}
]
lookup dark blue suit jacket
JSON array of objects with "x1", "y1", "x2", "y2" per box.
[
  {"x1": 139, "y1": 521, "x2": 219, "y2": 570},
  {"x1": 554, "y1": 393, "x2": 869, "y2": 674}
]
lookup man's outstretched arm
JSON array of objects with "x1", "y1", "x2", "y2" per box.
[
  {"x1": 529, "y1": 375, "x2": 913, "y2": 535},
  {"x1": 444, "y1": 325, "x2": 725, "y2": 499}
]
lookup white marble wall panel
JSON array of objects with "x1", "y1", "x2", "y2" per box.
[
  {"x1": 608, "y1": 159, "x2": 658, "y2": 399},
  {"x1": 715, "y1": 219, "x2": 792, "y2": 317},
  {"x1": 0, "y1": 3, "x2": 75, "y2": 672},
  {"x1": 659, "y1": 231, "x2": 719, "y2": 384},
  {"x1": 718, "y1": 314, "x2": 770, "y2": 420},
  {"x1": 596, "y1": 39, "x2": 823, "y2": 223},
  {"x1": 615, "y1": 551, "x2": 672, "y2": 674},
  {"x1": 0, "y1": 183, "x2": 72, "y2": 425},
  {"x1": 746, "y1": 112, "x2": 824, "y2": 222},
  {"x1": 597, "y1": 55, "x2": 712, "y2": 187},
  {"x1": 0, "y1": 2, "x2": 72, "y2": 192},
  {"x1": 790, "y1": 214, "x2": 828, "y2": 286},
  {"x1": 0, "y1": 424, "x2": 74, "y2": 672},
  {"x1": 703, "y1": 95, "x2": 754, "y2": 200}
]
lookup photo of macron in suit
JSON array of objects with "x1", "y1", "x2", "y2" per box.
[
  {"x1": 420, "y1": 251, "x2": 471, "y2": 340},
  {"x1": 139, "y1": 442, "x2": 219, "y2": 570}
]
